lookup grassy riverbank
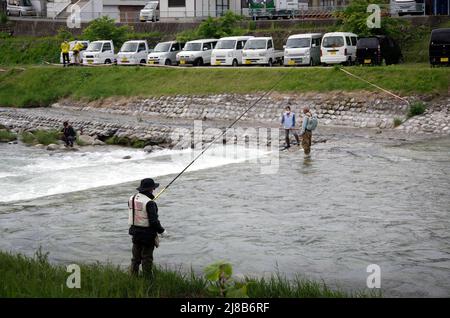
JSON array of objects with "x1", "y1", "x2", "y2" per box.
[
  {"x1": 0, "y1": 251, "x2": 368, "y2": 298},
  {"x1": 0, "y1": 65, "x2": 447, "y2": 108}
]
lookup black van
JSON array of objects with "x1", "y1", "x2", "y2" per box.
[
  {"x1": 356, "y1": 36, "x2": 402, "y2": 66},
  {"x1": 429, "y1": 28, "x2": 450, "y2": 67}
]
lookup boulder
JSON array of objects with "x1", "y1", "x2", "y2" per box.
[
  {"x1": 122, "y1": 155, "x2": 132, "y2": 160},
  {"x1": 46, "y1": 144, "x2": 59, "y2": 151},
  {"x1": 77, "y1": 134, "x2": 97, "y2": 146}
]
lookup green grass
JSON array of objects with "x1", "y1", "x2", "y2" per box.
[
  {"x1": 0, "y1": 129, "x2": 17, "y2": 142},
  {"x1": 0, "y1": 250, "x2": 366, "y2": 298},
  {"x1": 105, "y1": 135, "x2": 147, "y2": 148},
  {"x1": 393, "y1": 118, "x2": 403, "y2": 127},
  {"x1": 0, "y1": 65, "x2": 448, "y2": 107},
  {"x1": 0, "y1": 37, "x2": 60, "y2": 65},
  {"x1": 407, "y1": 101, "x2": 427, "y2": 118},
  {"x1": 19, "y1": 130, "x2": 60, "y2": 145}
]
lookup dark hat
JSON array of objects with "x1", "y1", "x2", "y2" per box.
[{"x1": 136, "y1": 178, "x2": 159, "y2": 192}]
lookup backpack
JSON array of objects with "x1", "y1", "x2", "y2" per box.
[{"x1": 306, "y1": 114, "x2": 318, "y2": 131}]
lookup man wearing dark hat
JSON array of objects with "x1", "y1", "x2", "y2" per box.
[{"x1": 128, "y1": 178, "x2": 165, "y2": 277}]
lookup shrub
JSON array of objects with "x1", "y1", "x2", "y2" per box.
[
  {"x1": 393, "y1": 118, "x2": 403, "y2": 127},
  {"x1": 105, "y1": 136, "x2": 146, "y2": 148},
  {"x1": 204, "y1": 261, "x2": 248, "y2": 298},
  {"x1": 0, "y1": 129, "x2": 17, "y2": 142},
  {"x1": 19, "y1": 130, "x2": 60, "y2": 145},
  {"x1": 0, "y1": 12, "x2": 8, "y2": 25},
  {"x1": 56, "y1": 27, "x2": 74, "y2": 42},
  {"x1": 20, "y1": 132, "x2": 37, "y2": 144},
  {"x1": 407, "y1": 101, "x2": 426, "y2": 118},
  {"x1": 82, "y1": 16, "x2": 131, "y2": 49}
]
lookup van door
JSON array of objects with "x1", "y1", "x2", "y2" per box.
[
  {"x1": 202, "y1": 42, "x2": 213, "y2": 64},
  {"x1": 138, "y1": 42, "x2": 147, "y2": 62},
  {"x1": 236, "y1": 40, "x2": 245, "y2": 64},
  {"x1": 267, "y1": 39, "x2": 274, "y2": 60},
  {"x1": 102, "y1": 42, "x2": 113, "y2": 63},
  {"x1": 350, "y1": 36, "x2": 358, "y2": 61},
  {"x1": 311, "y1": 37, "x2": 320, "y2": 64}
]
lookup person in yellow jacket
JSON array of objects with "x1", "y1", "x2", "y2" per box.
[
  {"x1": 73, "y1": 41, "x2": 84, "y2": 65},
  {"x1": 61, "y1": 40, "x2": 70, "y2": 67}
]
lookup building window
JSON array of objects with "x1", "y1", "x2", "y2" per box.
[
  {"x1": 217, "y1": 0, "x2": 229, "y2": 16},
  {"x1": 169, "y1": 0, "x2": 185, "y2": 7}
]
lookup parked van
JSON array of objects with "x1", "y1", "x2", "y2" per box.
[
  {"x1": 321, "y1": 32, "x2": 358, "y2": 65},
  {"x1": 59, "y1": 40, "x2": 90, "y2": 65},
  {"x1": 176, "y1": 39, "x2": 218, "y2": 66},
  {"x1": 82, "y1": 40, "x2": 116, "y2": 65},
  {"x1": 147, "y1": 41, "x2": 184, "y2": 66},
  {"x1": 356, "y1": 36, "x2": 402, "y2": 65},
  {"x1": 117, "y1": 40, "x2": 149, "y2": 65},
  {"x1": 6, "y1": 0, "x2": 36, "y2": 17},
  {"x1": 284, "y1": 33, "x2": 322, "y2": 66},
  {"x1": 429, "y1": 28, "x2": 450, "y2": 67},
  {"x1": 242, "y1": 37, "x2": 284, "y2": 66},
  {"x1": 139, "y1": 1, "x2": 160, "y2": 22},
  {"x1": 211, "y1": 36, "x2": 254, "y2": 66}
]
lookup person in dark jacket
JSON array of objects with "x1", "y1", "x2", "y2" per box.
[
  {"x1": 61, "y1": 121, "x2": 76, "y2": 147},
  {"x1": 128, "y1": 178, "x2": 165, "y2": 278}
]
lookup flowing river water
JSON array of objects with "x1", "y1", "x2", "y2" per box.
[{"x1": 0, "y1": 131, "x2": 449, "y2": 297}]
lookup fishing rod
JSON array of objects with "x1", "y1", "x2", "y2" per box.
[{"x1": 152, "y1": 68, "x2": 294, "y2": 201}]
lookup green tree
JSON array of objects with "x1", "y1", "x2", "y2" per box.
[
  {"x1": 82, "y1": 16, "x2": 131, "y2": 49},
  {"x1": 335, "y1": 0, "x2": 409, "y2": 38}
]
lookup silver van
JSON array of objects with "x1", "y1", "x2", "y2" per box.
[
  {"x1": 6, "y1": 0, "x2": 36, "y2": 16},
  {"x1": 284, "y1": 33, "x2": 322, "y2": 66}
]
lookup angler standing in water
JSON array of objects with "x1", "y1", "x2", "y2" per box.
[
  {"x1": 299, "y1": 106, "x2": 318, "y2": 157},
  {"x1": 128, "y1": 178, "x2": 166, "y2": 278},
  {"x1": 281, "y1": 106, "x2": 300, "y2": 149}
]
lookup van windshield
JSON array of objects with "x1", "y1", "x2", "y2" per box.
[
  {"x1": 431, "y1": 30, "x2": 450, "y2": 45},
  {"x1": 19, "y1": 0, "x2": 32, "y2": 6},
  {"x1": 144, "y1": 2, "x2": 158, "y2": 9},
  {"x1": 216, "y1": 40, "x2": 236, "y2": 49},
  {"x1": 154, "y1": 43, "x2": 171, "y2": 52},
  {"x1": 286, "y1": 38, "x2": 311, "y2": 48},
  {"x1": 244, "y1": 40, "x2": 267, "y2": 50},
  {"x1": 357, "y1": 38, "x2": 379, "y2": 48},
  {"x1": 323, "y1": 36, "x2": 344, "y2": 48},
  {"x1": 184, "y1": 43, "x2": 202, "y2": 51},
  {"x1": 87, "y1": 42, "x2": 103, "y2": 52},
  {"x1": 120, "y1": 43, "x2": 138, "y2": 52}
]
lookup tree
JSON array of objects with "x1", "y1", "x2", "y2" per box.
[{"x1": 82, "y1": 17, "x2": 131, "y2": 49}]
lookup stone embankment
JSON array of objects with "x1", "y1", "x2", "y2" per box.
[{"x1": 0, "y1": 92, "x2": 449, "y2": 149}]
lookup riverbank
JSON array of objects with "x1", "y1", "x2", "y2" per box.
[
  {"x1": 0, "y1": 65, "x2": 448, "y2": 108},
  {"x1": 0, "y1": 251, "x2": 355, "y2": 297}
]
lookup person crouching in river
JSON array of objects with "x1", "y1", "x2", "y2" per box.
[
  {"x1": 128, "y1": 178, "x2": 166, "y2": 278},
  {"x1": 61, "y1": 121, "x2": 76, "y2": 147}
]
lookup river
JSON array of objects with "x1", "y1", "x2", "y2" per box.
[{"x1": 0, "y1": 132, "x2": 449, "y2": 297}]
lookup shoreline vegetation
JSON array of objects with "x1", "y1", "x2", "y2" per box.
[
  {"x1": 0, "y1": 250, "x2": 374, "y2": 298},
  {"x1": 0, "y1": 65, "x2": 448, "y2": 108}
]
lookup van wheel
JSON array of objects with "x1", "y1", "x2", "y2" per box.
[
  {"x1": 194, "y1": 58, "x2": 203, "y2": 66},
  {"x1": 267, "y1": 59, "x2": 273, "y2": 67},
  {"x1": 105, "y1": 59, "x2": 111, "y2": 64},
  {"x1": 165, "y1": 59, "x2": 171, "y2": 66},
  {"x1": 140, "y1": 59, "x2": 146, "y2": 64},
  {"x1": 232, "y1": 59, "x2": 238, "y2": 67}
]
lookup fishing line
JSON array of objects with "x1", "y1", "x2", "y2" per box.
[
  {"x1": 339, "y1": 67, "x2": 410, "y2": 105},
  {"x1": 153, "y1": 68, "x2": 294, "y2": 201}
]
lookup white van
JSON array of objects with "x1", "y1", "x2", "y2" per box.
[
  {"x1": 284, "y1": 33, "x2": 322, "y2": 66},
  {"x1": 117, "y1": 40, "x2": 149, "y2": 65},
  {"x1": 139, "y1": 1, "x2": 160, "y2": 22},
  {"x1": 211, "y1": 36, "x2": 254, "y2": 66},
  {"x1": 321, "y1": 32, "x2": 358, "y2": 65},
  {"x1": 82, "y1": 40, "x2": 116, "y2": 65},
  {"x1": 176, "y1": 39, "x2": 218, "y2": 66},
  {"x1": 147, "y1": 41, "x2": 184, "y2": 66},
  {"x1": 242, "y1": 37, "x2": 284, "y2": 66},
  {"x1": 6, "y1": 0, "x2": 36, "y2": 16}
]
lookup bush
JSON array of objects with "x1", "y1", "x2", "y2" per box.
[
  {"x1": 19, "y1": 130, "x2": 60, "y2": 145},
  {"x1": 0, "y1": 12, "x2": 8, "y2": 25},
  {"x1": 0, "y1": 129, "x2": 17, "y2": 142},
  {"x1": 393, "y1": 118, "x2": 403, "y2": 127},
  {"x1": 56, "y1": 27, "x2": 74, "y2": 42},
  {"x1": 20, "y1": 132, "x2": 37, "y2": 144},
  {"x1": 105, "y1": 136, "x2": 146, "y2": 148},
  {"x1": 82, "y1": 16, "x2": 131, "y2": 50},
  {"x1": 407, "y1": 101, "x2": 426, "y2": 118}
]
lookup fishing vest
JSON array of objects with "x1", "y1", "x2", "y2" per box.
[
  {"x1": 282, "y1": 112, "x2": 295, "y2": 129},
  {"x1": 128, "y1": 193, "x2": 151, "y2": 227}
]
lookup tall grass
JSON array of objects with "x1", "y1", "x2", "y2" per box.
[
  {"x1": 0, "y1": 251, "x2": 363, "y2": 298},
  {"x1": 0, "y1": 129, "x2": 17, "y2": 142},
  {"x1": 19, "y1": 130, "x2": 60, "y2": 145},
  {"x1": 0, "y1": 65, "x2": 447, "y2": 108}
]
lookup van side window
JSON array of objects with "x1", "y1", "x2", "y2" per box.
[
  {"x1": 267, "y1": 40, "x2": 273, "y2": 49},
  {"x1": 203, "y1": 43, "x2": 212, "y2": 51},
  {"x1": 138, "y1": 43, "x2": 146, "y2": 52},
  {"x1": 103, "y1": 43, "x2": 111, "y2": 52},
  {"x1": 346, "y1": 37, "x2": 351, "y2": 46},
  {"x1": 351, "y1": 37, "x2": 357, "y2": 46},
  {"x1": 212, "y1": 41, "x2": 217, "y2": 48},
  {"x1": 172, "y1": 43, "x2": 179, "y2": 51},
  {"x1": 236, "y1": 41, "x2": 244, "y2": 50}
]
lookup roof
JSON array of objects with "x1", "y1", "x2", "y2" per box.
[
  {"x1": 323, "y1": 32, "x2": 358, "y2": 37},
  {"x1": 218, "y1": 36, "x2": 254, "y2": 41},
  {"x1": 247, "y1": 37, "x2": 272, "y2": 40},
  {"x1": 187, "y1": 39, "x2": 218, "y2": 43},
  {"x1": 288, "y1": 33, "x2": 322, "y2": 39}
]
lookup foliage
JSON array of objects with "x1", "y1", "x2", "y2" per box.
[
  {"x1": 334, "y1": 0, "x2": 409, "y2": 38},
  {"x1": 204, "y1": 261, "x2": 249, "y2": 297},
  {"x1": 0, "y1": 37, "x2": 60, "y2": 65},
  {"x1": 19, "y1": 130, "x2": 60, "y2": 145},
  {"x1": 0, "y1": 129, "x2": 17, "y2": 142},
  {"x1": 393, "y1": 118, "x2": 403, "y2": 127},
  {"x1": 177, "y1": 11, "x2": 245, "y2": 42},
  {"x1": 82, "y1": 16, "x2": 131, "y2": 49},
  {"x1": 105, "y1": 135, "x2": 146, "y2": 148},
  {"x1": 407, "y1": 101, "x2": 426, "y2": 118},
  {"x1": 56, "y1": 27, "x2": 74, "y2": 42},
  {"x1": 0, "y1": 12, "x2": 8, "y2": 24}
]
